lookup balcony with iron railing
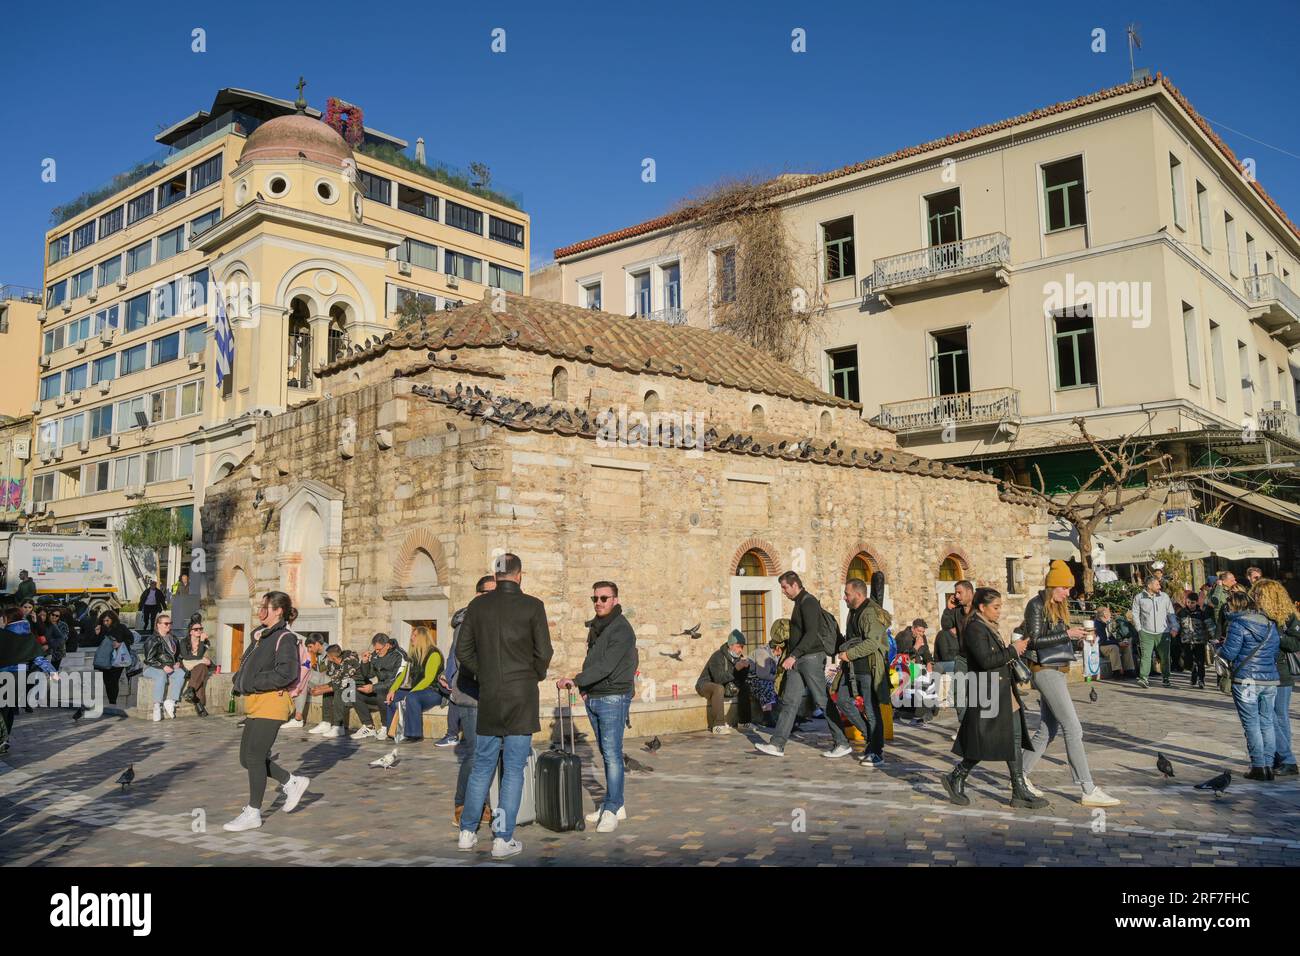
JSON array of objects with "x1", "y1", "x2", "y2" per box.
[
  {"x1": 874, "y1": 387, "x2": 1021, "y2": 435},
  {"x1": 862, "y1": 232, "x2": 1011, "y2": 306},
  {"x1": 1256, "y1": 404, "x2": 1300, "y2": 443},
  {"x1": 0, "y1": 284, "x2": 42, "y2": 304},
  {"x1": 648, "y1": 307, "x2": 688, "y2": 326},
  {"x1": 1244, "y1": 271, "x2": 1300, "y2": 346}
]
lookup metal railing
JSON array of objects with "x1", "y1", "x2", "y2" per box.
[
  {"x1": 1256, "y1": 405, "x2": 1300, "y2": 441},
  {"x1": 648, "y1": 307, "x2": 688, "y2": 326},
  {"x1": 0, "y1": 285, "x2": 41, "y2": 303},
  {"x1": 875, "y1": 386, "x2": 1020, "y2": 433},
  {"x1": 865, "y1": 231, "x2": 1010, "y2": 294},
  {"x1": 1244, "y1": 272, "x2": 1300, "y2": 319}
]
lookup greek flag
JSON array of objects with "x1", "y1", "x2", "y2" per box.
[{"x1": 213, "y1": 287, "x2": 234, "y2": 387}]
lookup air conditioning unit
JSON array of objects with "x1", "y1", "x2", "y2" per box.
[
  {"x1": 37, "y1": 310, "x2": 48, "y2": 323},
  {"x1": 116, "y1": 277, "x2": 128, "y2": 290},
  {"x1": 141, "y1": 430, "x2": 155, "y2": 445},
  {"x1": 30, "y1": 400, "x2": 42, "y2": 414},
  {"x1": 77, "y1": 437, "x2": 89, "y2": 453},
  {"x1": 397, "y1": 261, "x2": 412, "y2": 276},
  {"x1": 54, "y1": 395, "x2": 66, "y2": 408},
  {"x1": 69, "y1": 390, "x2": 83, "y2": 404},
  {"x1": 62, "y1": 302, "x2": 72, "y2": 313},
  {"x1": 124, "y1": 483, "x2": 145, "y2": 499},
  {"x1": 98, "y1": 380, "x2": 112, "y2": 396},
  {"x1": 187, "y1": 351, "x2": 202, "y2": 368},
  {"x1": 50, "y1": 448, "x2": 63, "y2": 462},
  {"x1": 75, "y1": 340, "x2": 88, "y2": 353},
  {"x1": 99, "y1": 327, "x2": 115, "y2": 345},
  {"x1": 446, "y1": 274, "x2": 460, "y2": 289},
  {"x1": 87, "y1": 290, "x2": 98, "y2": 303},
  {"x1": 38, "y1": 355, "x2": 51, "y2": 368},
  {"x1": 40, "y1": 451, "x2": 52, "y2": 465},
  {"x1": 107, "y1": 434, "x2": 121, "y2": 449}
]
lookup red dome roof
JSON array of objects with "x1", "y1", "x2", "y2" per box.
[{"x1": 239, "y1": 114, "x2": 352, "y2": 166}]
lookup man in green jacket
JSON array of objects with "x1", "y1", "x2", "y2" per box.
[
  {"x1": 835, "y1": 577, "x2": 890, "y2": 767},
  {"x1": 14, "y1": 570, "x2": 36, "y2": 603},
  {"x1": 1208, "y1": 571, "x2": 1236, "y2": 640}
]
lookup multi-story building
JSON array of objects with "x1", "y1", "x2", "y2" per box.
[
  {"x1": 30, "y1": 88, "x2": 530, "y2": 588},
  {"x1": 539, "y1": 75, "x2": 1300, "y2": 566},
  {"x1": 1, "y1": 285, "x2": 42, "y2": 419}
]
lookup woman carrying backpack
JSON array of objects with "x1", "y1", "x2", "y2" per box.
[{"x1": 224, "y1": 591, "x2": 310, "y2": 832}]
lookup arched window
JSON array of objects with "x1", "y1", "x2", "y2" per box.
[
  {"x1": 939, "y1": 554, "x2": 965, "y2": 581},
  {"x1": 644, "y1": 390, "x2": 660, "y2": 415},
  {"x1": 735, "y1": 549, "x2": 770, "y2": 650},
  {"x1": 408, "y1": 548, "x2": 438, "y2": 589},
  {"x1": 551, "y1": 366, "x2": 568, "y2": 402},
  {"x1": 736, "y1": 549, "x2": 766, "y2": 577},
  {"x1": 751, "y1": 404, "x2": 766, "y2": 430},
  {"x1": 327, "y1": 303, "x2": 348, "y2": 364},
  {"x1": 819, "y1": 410, "x2": 832, "y2": 435},
  {"x1": 847, "y1": 553, "x2": 876, "y2": 584},
  {"x1": 287, "y1": 297, "x2": 313, "y2": 389}
]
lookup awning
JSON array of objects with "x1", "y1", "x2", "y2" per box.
[
  {"x1": 1049, "y1": 487, "x2": 1173, "y2": 534},
  {"x1": 1199, "y1": 477, "x2": 1300, "y2": 526}
]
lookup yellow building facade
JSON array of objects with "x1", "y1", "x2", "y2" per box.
[{"x1": 30, "y1": 88, "x2": 530, "y2": 588}]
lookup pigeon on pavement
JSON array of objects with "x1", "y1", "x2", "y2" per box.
[
  {"x1": 643, "y1": 736, "x2": 662, "y2": 754},
  {"x1": 1195, "y1": 770, "x2": 1231, "y2": 796},
  {"x1": 116, "y1": 764, "x2": 135, "y2": 791},
  {"x1": 370, "y1": 748, "x2": 400, "y2": 769}
]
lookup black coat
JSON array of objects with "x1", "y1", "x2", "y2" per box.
[
  {"x1": 456, "y1": 580, "x2": 553, "y2": 736},
  {"x1": 787, "y1": 590, "x2": 825, "y2": 659},
  {"x1": 953, "y1": 614, "x2": 1033, "y2": 763},
  {"x1": 698, "y1": 642, "x2": 744, "y2": 692}
]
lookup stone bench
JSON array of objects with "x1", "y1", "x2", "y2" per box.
[{"x1": 128, "y1": 672, "x2": 235, "y2": 718}]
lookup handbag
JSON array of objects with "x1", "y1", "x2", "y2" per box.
[
  {"x1": 1215, "y1": 639, "x2": 1269, "y2": 696},
  {"x1": 1008, "y1": 654, "x2": 1033, "y2": 684},
  {"x1": 1286, "y1": 651, "x2": 1300, "y2": 677}
]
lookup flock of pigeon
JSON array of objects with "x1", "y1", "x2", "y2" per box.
[{"x1": 408, "y1": 381, "x2": 889, "y2": 463}]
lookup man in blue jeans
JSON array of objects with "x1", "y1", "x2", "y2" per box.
[
  {"x1": 756, "y1": 571, "x2": 849, "y2": 758},
  {"x1": 455, "y1": 553, "x2": 553, "y2": 860},
  {"x1": 444, "y1": 574, "x2": 496, "y2": 827},
  {"x1": 558, "y1": 580, "x2": 639, "y2": 833}
]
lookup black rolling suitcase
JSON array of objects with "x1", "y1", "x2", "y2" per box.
[{"x1": 536, "y1": 688, "x2": 585, "y2": 832}]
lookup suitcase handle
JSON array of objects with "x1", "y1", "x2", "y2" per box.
[{"x1": 556, "y1": 685, "x2": 577, "y2": 754}]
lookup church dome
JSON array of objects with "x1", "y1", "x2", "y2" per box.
[{"x1": 240, "y1": 114, "x2": 353, "y2": 166}]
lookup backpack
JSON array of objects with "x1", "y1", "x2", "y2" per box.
[
  {"x1": 886, "y1": 629, "x2": 898, "y2": 664},
  {"x1": 280, "y1": 631, "x2": 312, "y2": 698},
  {"x1": 817, "y1": 608, "x2": 840, "y2": 656}
]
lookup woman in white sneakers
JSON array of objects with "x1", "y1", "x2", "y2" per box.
[{"x1": 224, "y1": 591, "x2": 310, "y2": 832}]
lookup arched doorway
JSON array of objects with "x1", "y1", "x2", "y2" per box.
[
  {"x1": 939, "y1": 554, "x2": 965, "y2": 581},
  {"x1": 217, "y1": 565, "x2": 253, "y2": 672},
  {"x1": 846, "y1": 552, "x2": 877, "y2": 584},
  {"x1": 732, "y1": 547, "x2": 779, "y2": 650}
]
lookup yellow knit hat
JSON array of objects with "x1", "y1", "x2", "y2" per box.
[{"x1": 1045, "y1": 560, "x2": 1076, "y2": 588}]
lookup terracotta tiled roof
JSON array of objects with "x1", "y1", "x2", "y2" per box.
[
  {"x1": 553, "y1": 74, "x2": 1298, "y2": 259},
  {"x1": 408, "y1": 381, "x2": 997, "y2": 485},
  {"x1": 321, "y1": 295, "x2": 858, "y2": 409}
]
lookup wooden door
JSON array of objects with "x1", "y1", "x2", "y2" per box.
[{"x1": 230, "y1": 623, "x2": 245, "y2": 671}]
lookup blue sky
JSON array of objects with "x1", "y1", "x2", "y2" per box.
[{"x1": 2, "y1": 0, "x2": 1297, "y2": 289}]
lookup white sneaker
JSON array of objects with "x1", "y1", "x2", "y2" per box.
[
  {"x1": 1081, "y1": 786, "x2": 1121, "y2": 808},
  {"x1": 151, "y1": 703, "x2": 161, "y2": 722},
  {"x1": 351, "y1": 725, "x2": 377, "y2": 740},
  {"x1": 280, "y1": 774, "x2": 309, "y2": 813},
  {"x1": 457, "y1": 829, "x2": 478, "y2": 852},
  {"x1": 376, "y1": 726, "x2": 388, "y2": 741},
  {"x1": 222, "y1": 806, "x2": 262, "y2": 832},
  {"x1": 163, "y1": 699, "x2": 176, "y2": 719},
  {"x1": 754, "y1": 742, "x2": 785, "y2": 757},
  {"x1": 308, "y1": 721, "x2": 332, "y2": 735},
  {"x1": 823, "y1": 744, "x2": 853, "y2": 759},
  {"x1": 1023, "y1": 775, "x2": 1045, "y2": 797},
  {"x1": 491, "y1": 837, "x2": 523, "y2": 859},
  {"x1": 321, "y1": 726, "x2": 345, "y2": 738},
  {"x1": 284, "y1": 718, "x2": 304, "y2": 729},
  {"x1": 585, "y1": 805, "x2": 628, "y2": 823},
  {"x1": 711, "y1": 725, "x2": 731, "y2": 735},
  {"x1": 596, "y1": 810, "x2": 620, "y2": 833}
]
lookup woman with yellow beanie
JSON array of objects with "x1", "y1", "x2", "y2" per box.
[{"x1": 1020, "y1": 560, "x2": 1121, "y2": 808}]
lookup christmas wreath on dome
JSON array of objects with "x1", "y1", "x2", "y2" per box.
[{"x1": 324, "y1": 97, "x2": 365, "y2": 148}]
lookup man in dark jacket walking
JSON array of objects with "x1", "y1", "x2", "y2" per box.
[
  {"x1": 756, "y1": 571, "x2": 850, "y2": 758},
  {"x1": 558, "y1": 580, "x2": 638, "y2": 832},
  {"x1": 456, "y1": 553, "x2": 553, "y2": 860},
  {"x1": 834, "y1": 578, "x2": 890, "y2": 767}
]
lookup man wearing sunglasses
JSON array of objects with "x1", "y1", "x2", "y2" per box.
[{"x1": 558, "y1": 581, "x2": 638, "y2": 833}]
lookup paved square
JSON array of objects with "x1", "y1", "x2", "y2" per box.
[{"x1": 1, "y1": 675, "x2": 1297, "y2": 867}]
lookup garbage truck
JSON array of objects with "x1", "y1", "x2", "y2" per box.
[{"x1": 0, "y1": 529, "x2": 148, "y2": 617}]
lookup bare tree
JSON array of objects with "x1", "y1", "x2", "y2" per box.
[{"x1": 1010, "y1": 417, "x2": 1171, "y2": 593}]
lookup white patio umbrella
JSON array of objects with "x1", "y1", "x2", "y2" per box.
[
  {"x1": 1047, "y1": 517, "x2": 1116, "y2": 563},
  {"x1": 1102, "y1": 516, "x2": 1278, "y2": 563}
]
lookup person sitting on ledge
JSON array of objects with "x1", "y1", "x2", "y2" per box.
[{"x1": 696, "y1": 630, "x2": 751, "y2": 735}]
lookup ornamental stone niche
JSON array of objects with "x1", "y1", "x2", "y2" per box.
[{"x1": 275, "y1": 479, "x2": 344, "y2": 638}]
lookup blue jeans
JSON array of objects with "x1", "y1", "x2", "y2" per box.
[
  {"x1": 144, "y1": 666, "x2": 185, "y2": 705},
  {"x1": 460, "y1": 733, "x2": 531, "y2": 841},
  {"x1": 453, "y1": 704, "x2": 479, "y2": 808},
  {"x1": 1232, "y1": 682, "x2": 1279, "y2": 768},
  {"x1": 392, "y1": 687, "x2": 443, "y2": 739},
  {"x1": 1274, "y1": 684, "x2": 1295, "y2": 766},
  {"x1": 586, "y1": 694, "x2": 627, "y2": 813}
]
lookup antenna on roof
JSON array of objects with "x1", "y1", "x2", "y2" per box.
[{"x1": 1126, "y1": 24, "x2": 1149, "y2": 83}]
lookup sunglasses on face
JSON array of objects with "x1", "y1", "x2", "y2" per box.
[{"x1": 591, "y1": 595, "x2": 614, "y2": 604}]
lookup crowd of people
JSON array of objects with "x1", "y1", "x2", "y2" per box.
[{"x1": 2, "y1": 550, "x2": 1298, "y2": 854}]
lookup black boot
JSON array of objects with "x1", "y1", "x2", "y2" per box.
[
  {"x1": 941, "y1": 759, "x2": 976, "y2": 806},
  {"x1": 195, "y1": 700, "x2": 208, "y2": 717},
  {"x1": 1009, "y1": 749, "x2": 1049, "y2": 809}
]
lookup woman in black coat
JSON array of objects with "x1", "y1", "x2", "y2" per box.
[{"x1": 940, "y1": 587, "x2": 1048, "y2": 810}]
